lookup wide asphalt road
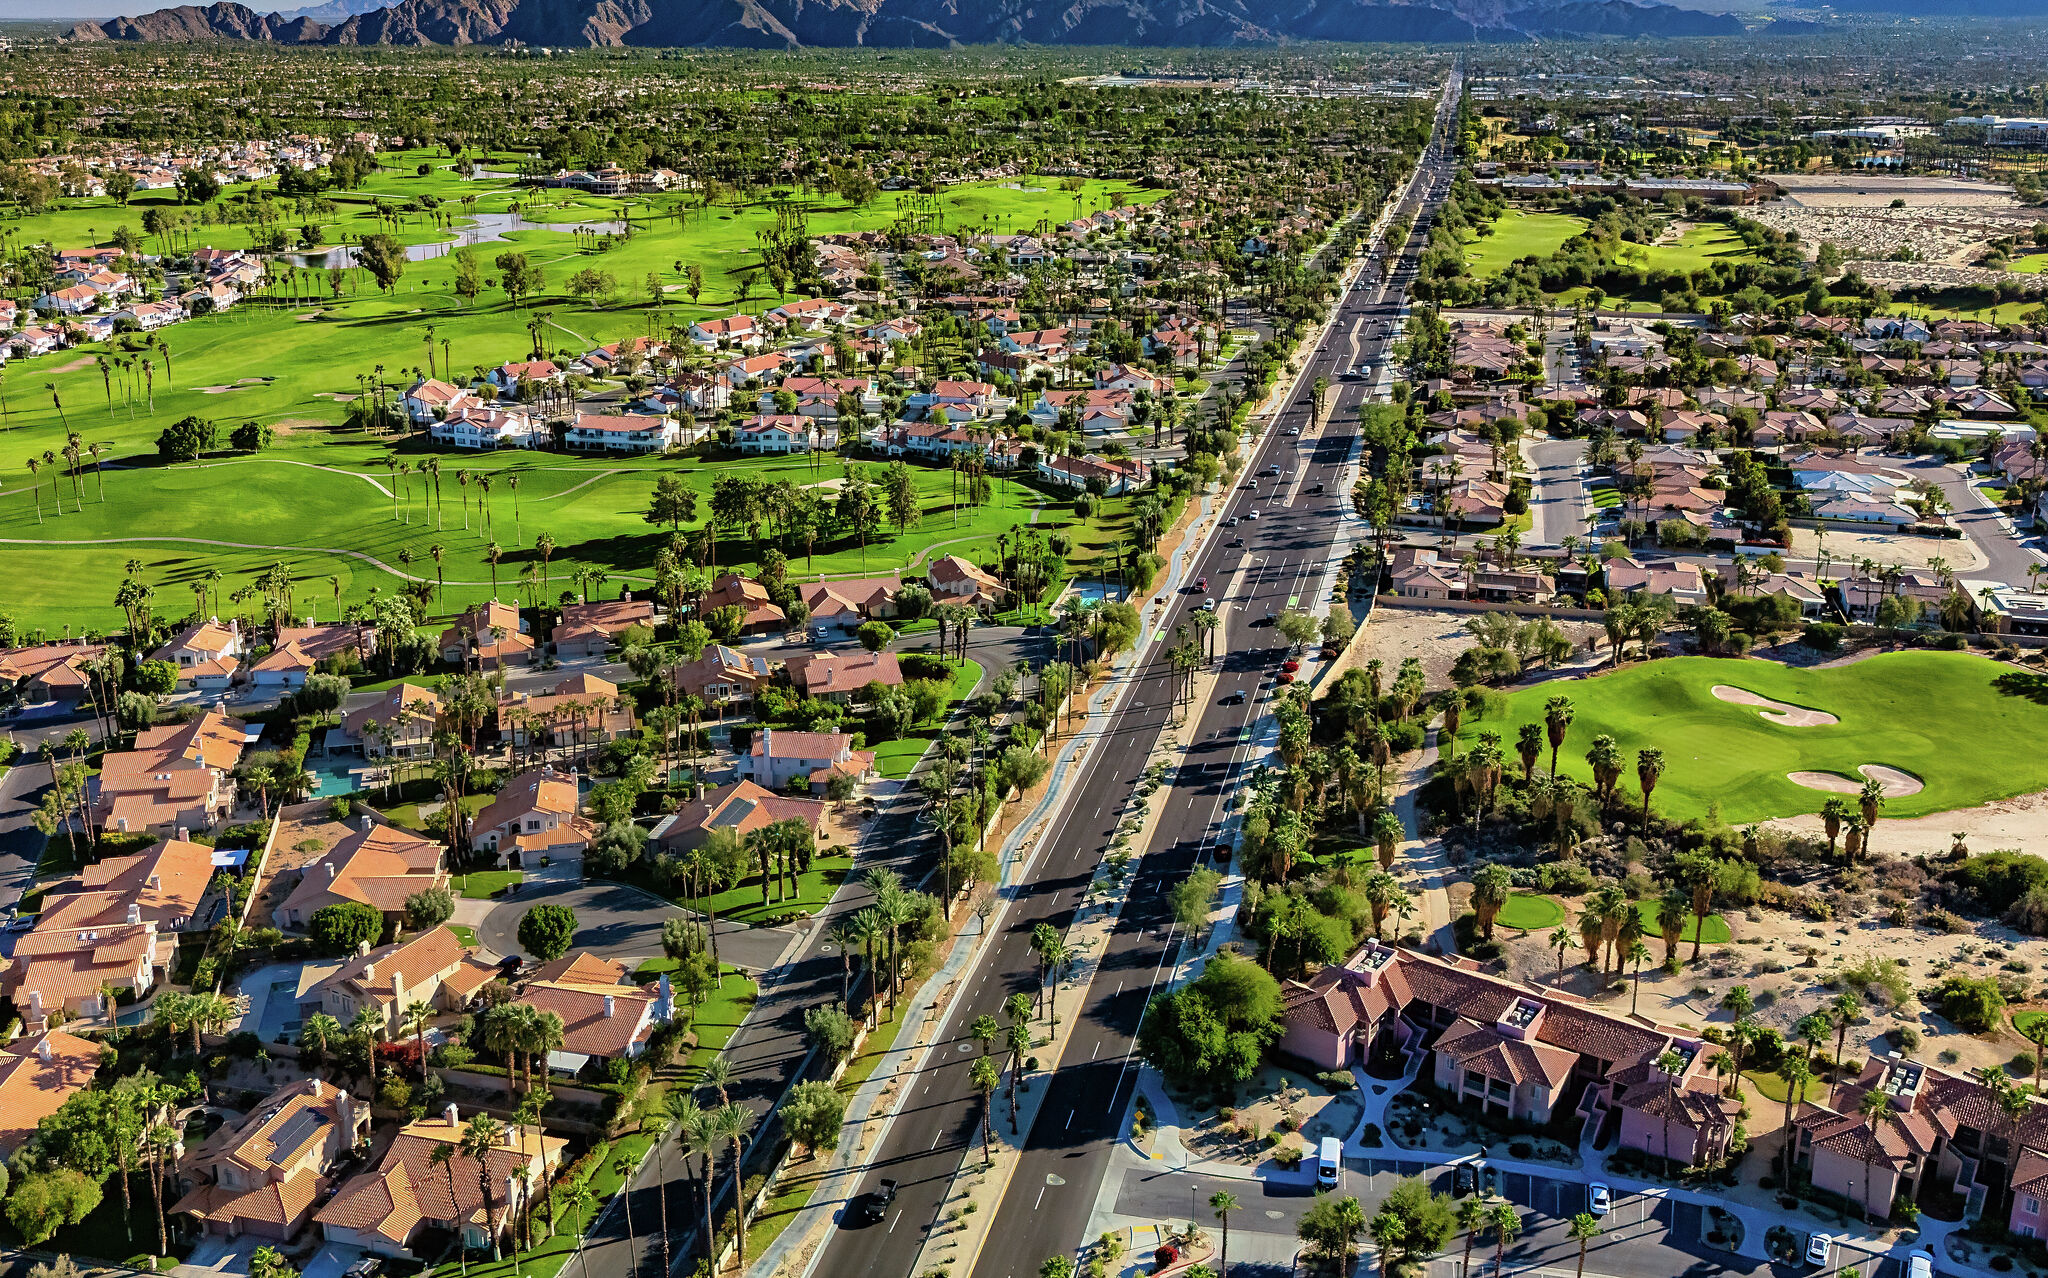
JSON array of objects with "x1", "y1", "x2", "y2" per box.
[{"x1": 967, "y1": 72, "x2": 1464, "y2": 1278}]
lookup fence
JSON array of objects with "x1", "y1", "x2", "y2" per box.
[{"x1": 1375, "y1": 594, "x2": 1608, "y2": 622}]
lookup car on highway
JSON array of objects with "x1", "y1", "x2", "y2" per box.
[
  {"x1": 1310, "y1": 482, "x2": 1326, "y2": 495},
  {"x1": 1588, "y1": 1184, "x2": 1611, "y2": 1216},
  {"x1": 1195, "y1": 576, "x2": 1208, "y2": 593},
  {"x1": 1806, "y1": 1234, "x2": 1832, "y2": 1268},
  {"x1": 1200, "y1": 599, "x2": 1217, "y2": 612},
  {"x1": 1225, "y1": 516, "x2": 1239, "y2": 527},
  {"x1": 1267, "y1": 464, "x2": 1282, "y2": 476},
  {"x1": 1227, "y1": 536, "x2": 1244, "y2": 547},
  {"x1": 859, "y1": 1180, "x2": 898, "y2": 1225},
  {"x1": 1244, "y1": 509, "x2": 1259, "y2": 520},
  {"x1": 1219, "y1": 690, "x2": 1246, "y2": 706},
  {"x1": 1286, "y1": 426, "x2": 1301, "y2": 436}
]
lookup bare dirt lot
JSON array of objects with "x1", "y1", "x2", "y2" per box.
[
  {"x1": 1751, "y1": 173, "x2": 2047, "y2": 287},
  {"x1": 1354, "y1": 604, "x2": 1603, "y2": 694}
]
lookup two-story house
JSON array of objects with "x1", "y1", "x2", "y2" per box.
[
  {"x1": 172, "y1": 1077, "x2": 369, "y2": 1243},
  {"x1": 469, "y1": 767, "x2": 596, "y2": 864}
]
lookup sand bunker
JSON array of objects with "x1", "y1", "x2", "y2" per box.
[
  {"x1": 1788, "y1": 765, "x2": 1924, "y2": 798},
  {"x1": 1711, "y1": 685, "x2": 1840, "y2": 727}
]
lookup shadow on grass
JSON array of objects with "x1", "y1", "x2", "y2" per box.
[{"x1": 1995, "y1": 670, "x2": 2048, "y2": 706}]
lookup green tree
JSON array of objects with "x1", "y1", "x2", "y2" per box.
[
  {"x1": 780, "y1": 1079, "x2": 846, "y2": 1156},
  {"x1": 308, "y1": 901, "x2": 381, "y2": 955},
  {"x1": 516, "y1": 903, "x2": 577, "y2": 961},
  {"x1": 1299, "y1": 1195, "x2": 1368, "y2": 1273},
  {"x1": 155, "y1": 415, "x2": 217, "y2": 463},
  {"x1": 403, "y1": 885, "x2": 454, "y2": 931},
  {"x1": 6, "y1": 1169, "x2": 102, "y2": 1246}
]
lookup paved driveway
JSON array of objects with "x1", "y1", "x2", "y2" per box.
[
  {"x1": 1525, "y1": 437, "x2": 1588, "y2": 548},
  {"x1": 476, "y1": 876, "x2": 796, "y2": 972}
]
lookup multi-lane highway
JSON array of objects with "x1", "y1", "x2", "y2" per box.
[
  {"x1": 800, "y1": 72, "x2": 1463, "y2": 1278},
  {"x1": 966, "y1": 73, "x2": 1463, "y2": 1278}
]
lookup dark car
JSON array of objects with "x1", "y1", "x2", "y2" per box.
[
  {"x1": 496, "y1": 955, "x2": 523, "y2": 979},
  {"x1": 1227, "y1": 536, "x2": 1244, "y2": 547},
  {"x1": 1212, "y1": 842, "x2": 1233, "y2": 863},
  {"x1": 1219, "y1": 690, "x2": 1246, "y2": 706},
  {"x1": 343, "y1": 1260, "x2": 382, "y2": 1278},
  {"x1": 1310, "y1": 482, "x2": 1327, "y2": 495},
  {"x1": 1453, "y1": 1164, "x2": 1476, "y2": 1197},
  {"x1": 859, "y1": 1179, "x2": 898, "y2": 1225}
]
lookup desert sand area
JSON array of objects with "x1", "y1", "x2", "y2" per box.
[
  {"x1": 1748, "y1": 172, "x2": 2047, "y2": 286},
  {"x1": 1767, "y1": 786, "x2": 2048, "y2": 859}
]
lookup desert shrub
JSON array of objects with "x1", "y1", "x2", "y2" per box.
[
  {"x1": 1950, "y1": 850, "x2": 2048, "y2": 916},
  {"x1": 1894, "y1": 1027, "x2": 1921, "y2": 1052},
  {"x1": 1538, "y1": 861, "x2": 1596, "y2": 895},
  {"x1": 1840, "y1": 956, "x2": 1913, "y2": 1007},
  {"x1": 1930, "y1": 974, "x2": 2006, "y2": 1033}
]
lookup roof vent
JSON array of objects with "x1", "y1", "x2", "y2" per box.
[{"x1": 36, "y1": 1038, "x2": 52, "y2": 1064}]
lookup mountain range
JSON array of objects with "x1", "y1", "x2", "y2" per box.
[{"x1": 69, "y1": 0, "x2": 1751, "y2": 47}]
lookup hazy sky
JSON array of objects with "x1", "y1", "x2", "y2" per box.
[{"x1": 10, "y1": 1, "x2": 141, "y2": 17}]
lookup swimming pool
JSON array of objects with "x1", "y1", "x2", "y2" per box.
[{"x1": 305, "y1": 760, "x2": 363, "y2": 798}]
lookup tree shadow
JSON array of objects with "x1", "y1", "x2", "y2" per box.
[{"x1": 1994, "y1": 670, "x2": 2048, "y2": 706}]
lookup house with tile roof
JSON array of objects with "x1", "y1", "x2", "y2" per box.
[
  {"x1": 514, "y1": 955, "x2": 672, "y2": 1077},
  {"x1": 496, "y1": 673, "x2": 635, "y2": 752},
  {"x1": 0, "y1": 1032, "x2": 104, "y2": 1158},
  {"x1": 172, "y1": 1077, "x2": 369, "y2": 1242},
  {"x1": 701, "y1": 573, "x2": 788, "y2": 635},
  {"x1": 40, "y1": 836, "x2": 216, "y2": 936},
  {"x1": 469, "y1": 767, "x2": 596, "y2": 864},
  {"x1": 927, "y1": 554, "x2": 1004, "y2": 611},
  {"x1": 89, "y1": 709, "x2": 250, "y2": 836},
  {"x1": 551, "y1": 598, "x2": 655, "y2": 660},
  {"x1": 150, "y1": 618, "x2": 244, "y2": 690},
  {"x1": 272, "y1": 817, "x2": 447, "y2": 932},
  {"x1": 651, "y1": 780, "x2": 825, "y2": 853},
  {"x1": 669, "y1": 645, "x2": 773, "y2": 709},
  {"x1": 300, "y1": 926, "x2": 477, "y2": 1036},
  {"x1": 5, "y1": 913, "x2": 162, "y2": 1030},
  {"x1": 799, "y1": 574, "x2": 902, "y2": 633},
  {"x1": 335, "y1": 683, "x2": 443, "y2": 760},
  {"x1": 1279, "y1": 944, "x2": 1736, "y2": 1169},
  {"x1": 736, "y1": 728, "x2": 875, "y2": 793},
  {"x1": 785, "y1": 650, "x2": 902, "y2": 703},
  {"x1": 316, "y1": 1104, "x2": 565, "y2": 1258},
  {"x1": 437, "y1": 601, "x2": 534, "y2": 669},
  {"x1": 0, "y1": 643, "x2": 108, "y2": 703},
  {"x1": 250, "y1": 624, "x2": 376, "y2": 690}
]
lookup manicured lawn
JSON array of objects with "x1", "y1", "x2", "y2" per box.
[
  {"x1": 2016, "y1": 1010, "x2": 2048, "y2": 1037},
  {"x1": 0, "y1": 162, "x2": 1162, "y2": 633},
  {"x1": 449, "y1": 924, "x2": 478, "y2": 946},
  {"x1": 458, "y1": 869, "x2": 524, "y2": 899},
  {"x1": 1497, "y1": 892, "x2": 1565, "y2": 932},
  {"x1": 872, "y1": 735, "x2": 933, "y2": 781},
  {"x1": 677, "y1": 966, "x2": 758, "y2": 1085},
  {"x1": 381, "y1": 792, "x2": 489, "y2": 832},
  {"x1": 2008, "y1": 253, "x2": 2048, "y2": 276},
  {"x1": 677, "y1": 851, "x2": 854, "y2": 927},
  {"x1": 1632, "y1": 900, "x2": 1730, "y2": 945},
  {"x1": 1632, "y1": 222, "x2": 1758, "y2": 273},
  {"x1": 1463, "y1": 211, "x2": 1588, "y2": 278},
  {"x1": 1455, "y1": 652, "x2": 2048, "y2": 822}
]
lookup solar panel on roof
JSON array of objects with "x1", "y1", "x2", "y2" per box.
[{"x1": 268, "y1": 1108, "x2": 329, "y2": 1162}]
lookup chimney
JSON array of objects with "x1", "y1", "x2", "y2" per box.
[
  {"x1": 175, "y1": 827, "x2": 189, "y2": 843},
  {"x1": 363, "y1": 961, "x2": 376, "y2": 981},
  {"x1": 117, "y1": 818, "x2": 129, "y2": 833},
  {"x1": 505, "y1": 1174, "x2": 519, "y2": 1204},
  {"x1": 311, "y1": 1077, "x2": 323, "y2": 1098},
  {"x1": 36, "y1": 1038, "x2": 52, "y2": 1063},
  {"x1": 148, "y1": 874, "x2": 161, "y2": 890},
  {"x1": 391, "y1": 968, "x2": 405, "y2": 1005},
  {"x1": 444, "y1": 1103, "x2": 460, "y2": 1128},
  {"x1": 603, "y1": 995, "x2": 616, "y2": 1019},
  {"x1": 126, "y1": 903, "x2": 141, "y2": 925}
]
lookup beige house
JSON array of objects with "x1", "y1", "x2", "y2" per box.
[
  {"x1": 172, "y1": 1078, "x2": 369, "y2": 1242},
  {"x1": 272, "y1": 819, "x2": 447, "y2": 931},
  {"x1": 336, "y1": 684, "x2": 443, "y2": 760},
  {"x1": 150, "y1": 618, "x2": 244, "y2": 690},
  {"x1": 496, "y1": 674, "x2": 635, "y2": 752},
  {"x1": 316, "y1": 1105, "x2": 566, "y2": 1258},
  {"x1": 299, "y1": 926, "x2": 478, "y2": 1036},
  {"x1": 552, "y1": 599, "x2": 655, "y2": 659},
  {"x1": 470, "y1": 767, "x2": 597, "y2": 863},
  {"x1": 438, "y1": 601, "x2": 534, "y2": 668},
  {"x1": 89, "y1": 710, "x2": 250, "y2": 836}
]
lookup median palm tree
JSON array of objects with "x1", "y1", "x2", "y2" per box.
[
  {"x1": 971, "y1": 1056, "x2": 1000, "y2": 1165},
  {"x1": 1490, "y1": 1202, "x2": 1521, "y2": 1278},
  {"x1": 712, "y1": 1103, "x2": 757, "y2": 1272},
  {"x1": 1210, "y1": 1190, "x2": 1239, "y2": 1278},
  {"x1": 1568, "y1": 1212, "x2": 1601, "y2": 1278},
  {"x1": 1457, "y1": 1197, "x2": 1490, "y2": 1278}
]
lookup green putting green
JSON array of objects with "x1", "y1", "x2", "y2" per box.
[
  {"x1": 1456, "y1": 653, "x2": 2048, "y2": 823},
  {"x1": 1633, "y1": 899, "x2": 1730, "y2": 944},
  {"x1": 2016, "y1": 1010, "x2": 2048, "y2": 1037},
  {"x1": 1496, "y1": 892, "x2": 1565, "y2": 932}
]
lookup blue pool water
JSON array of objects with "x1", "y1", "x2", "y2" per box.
[{"x1": 306, "y1": 760, "x2": 362, "y2": 798}]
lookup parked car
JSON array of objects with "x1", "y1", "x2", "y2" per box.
[
  {"x1": 344, "y1": 1260, "x2": 381, "y2": 1278},
  {"x1": 860, "y1": 1179, "x2": 898, "y2": 1225},
  {"x1": 1907, "y1": 1250, "x2": 1935, "y2": 1278},
  {"x1": 1806, "y1": 1235, "x2": 1832, "y2": 1268},
  {"x1": 1588, "y1": 1184, "x2": 1610, "y2": 1216},
  {"x1": 1453, "y1": 1164, "x2": 1476, "y2": 1197},
  {"x1": 1479, "y1": 1164, "x2": 1499, "y2": 1196}
]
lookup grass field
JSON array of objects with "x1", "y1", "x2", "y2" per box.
[
  {"x1": 0, "y1": 158, "x2": 1162, "y2": 632},
  {"x1": 1632, "y1": 899, "x2": 1730, "y2": 944},
  {"x1": 1462, "y1": 211, "x2": 1588, "y2": 279},
  {"x1": 1497, "y1": 892, "x2": 1565, "y2": 931},
  {"x1": 458, "y1": 868, "x2": 524, "y2": 899},
  {"x1": 1456, "y1": 653, "x2": 2048, "y2": 823},
  {"x1": 1631, "y1": 223, "x2": 1757, "y2": 273}
]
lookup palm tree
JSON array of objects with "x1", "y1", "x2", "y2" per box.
[
  {"x1": 1544, "y1": 695, "x2": 1575, "y2": 776},
  {"x1": 1859, "y1": 777, "x2": 1887, "y2": 856},
  {"x1": 1820, "y1": 797, "x2": 1850, "y2": 859},
  {"x1": 430, "y1": 1143, "x2": 466, "y2": 1276},
  {"x1": 1372, "y1": 809, "x2": 1404, "y2": 872},
  {"x1": 1779, "y1": 1054, "x2": 1813, "y2": 1183},
  {"x1": 460, "y1": 1115, "x2": 509, "y2": 1261},
  {"x1": 613, "y1": 1150, "x2": 640, "y2": 1278},
  {"x1": 972, "y1": 1013, "x2": 1000, "y2": 1057},
  {"x1": 403, "y1": 999, "x2": 435, "y2": 1085},
  {"x1": 1831, "y1": 991, "x2": 1860, "y2": 1105},
  {"x1": 1656, "y1": 889, "x2": 1690, "y2": 965},
  {"x1": 1210, "y1": 1190, "x2": 1239, "y2": 1278},
  {"x1": 1490, "y1": 1201, "x2": 1521, "y2": 1278},
  {"x1": 1470, "y1": 861, "x2": 1512, "y2": 941},
  {"x1": 971, "y1": 1056, "x2": 1000, "y2": 1165},
  {"x1": 1457, "y1": 1197, "x2": 1490, "y2": 1278},
  {"x1": 1549, "y1": 925, "x2": 1574, "y2": 984},
  {"x1": 1626, "y1": 939, "x2": 1652, "y2": 1014},
  {"x1": 1635, "y1": 747, "x2": 1665, "y2": 836},
  {"x1": 685, "y1": 1106, "x2": 720, "y2": 1262},
  {"x1": 1857, "y1": 1088, "x2": 1890, "y2": 1221},
  {"x1": 712, "y1": 1103, "x2": 757, "y2": 1271},
  {"x1": 702, "y1": 1054, "x2": 734, "y2": 1108},
  {"x1": 1654, "y1": 1048, "x2": 1687, "y2": 1175},
  {"x1": 1568, "y1": 1212, "x2": 1601, "y2": 1278}
]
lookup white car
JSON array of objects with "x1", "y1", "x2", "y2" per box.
[
  {"x1": 1806, "y1": 1234, "x2": 1832, "y2": 1268},
  {"x1": 1286, "y1": 427, "x2": 1301, "y2": 436},
  {"x1": 1907, "y1": 1250, "x2": 1934, "y2": 1278},
  {"x1": 1200, "y1": 599, "x2": 1217, "y2": 612},
  {"x1": 1587, "y1": 1184, "x2": 1610, "y2": 1216},
  {"x1": 1244, "y1": 509, "x2": 1260, "y2": 520}
]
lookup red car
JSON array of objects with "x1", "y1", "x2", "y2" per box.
[{"x1": 1281, "y1": 659, "x2": 1301, "y2": 673}]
